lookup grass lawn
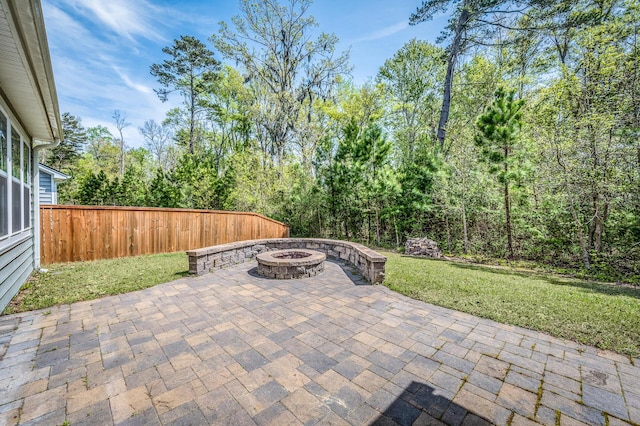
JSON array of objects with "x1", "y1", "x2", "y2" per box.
[
  {"x1": 3, "y1": 252, "x2": 188, "y2": 315},
  {"x1": 384, "y1": 252, "x2": 640, "y2": 357}
]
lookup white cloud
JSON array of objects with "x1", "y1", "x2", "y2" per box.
[
  {"x1": 353, "y1": 21, "x2": 409, "y2": 43},
  {"x1": 111, "y1": 66, "x2": 154, "y2": 95},
  {"x1": 67, "y1": 0, "x2": 166, "y2": 43},
  {"x1": 41, "y1": 0, "x2": 187, "y2": 148},
  {"x1": 42, "y1": 3, "x2": 113, "y2": 54}
]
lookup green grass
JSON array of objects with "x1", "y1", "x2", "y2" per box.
[
  {"x1": 3, "y1": 252, "x2": 188, "y2": 315},
  {"x1": 384, "y1": 252, "x2": 640, "y2": 357}
]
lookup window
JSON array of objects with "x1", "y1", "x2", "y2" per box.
[
  {"x1": 0, "y1": 107, "x2": 31, "y2": 245},
  {"x1": 11, "y1": 128, "x2": 22, "y2": 233},
  {"x1": 0, "y1": 112, "x2": 7, "y2": 237},
  {"x1": 23, "y1": 141, "x2": 30, "y2": 229}
]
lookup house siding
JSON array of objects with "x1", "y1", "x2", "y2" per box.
[
  {"x1": 0, "y1": 96, "x2": 36, "y2": 314},
  {"x1": 0, "y1": 236, "x2": 33, "y2": 311},
  {"x1": 0, "y1": 94, "x2": 36, "y2": 312},
  {"x1": 39, "y1": 172, "x2": 53, "y2": 204},
  {"x1": 0, "y1": 0, "x2": 62, "y2": 313}
]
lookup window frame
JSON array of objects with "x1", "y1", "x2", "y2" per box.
[
  {"x1": 23, "y1": 140, "x2": 31, "y2": 231},
  {"x1": 0, "y1": 110, "x2": 8, "y2": 239},
  {"x1": 11, "y1": 125, "x2": 23, "y2": 233},
  {"x1": 0, "y1": 104, "x2": 33, "y2": 251}
]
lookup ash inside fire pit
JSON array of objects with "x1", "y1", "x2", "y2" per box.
[{"x1": 256, "y1": 249, "x2": 325, "y2": 279}]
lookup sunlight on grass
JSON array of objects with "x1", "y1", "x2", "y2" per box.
[
  {"x1": 3, "y1": 252, "x2": 188, "y2": 315},
  {"x1": 384, "y1": 252, "x2": 640, "y2": 357}
]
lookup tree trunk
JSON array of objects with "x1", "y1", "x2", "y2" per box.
[
  {"x1": 189, "y1": 72, "x2": 196, "y2": 154},
  {"x1": 343, "y1": 209, "x2": 349, "y2": 239},
  {"x1": 505, "y1": 178, "x2": 514, "y2": 259},
  {"x1": 367, "y1": 202, "x2": 372, "y2": 245},
  {"x1": 594, "y1": 201, "x2": 608, "y2": 253},
  {"x1": 119, "y1": 139, "x2": 125, "y2": 177},
  {"x1": 503, "y1": 143, "x2": 514, "y2": 259},
  {"x1": 436, "y1": 2, "x2": 470, "y2": 151},
  {"x1": 375, "y1": 202, "x2": 381, "y2": 247},
  {"x1": 445, "y1": 213, "x2": 451, "y2": 252},
  {"x1": 393, "y1": 215, "x2": 400, "y2": 247},
  {"x1": 461, "y1": 195, "x2": 469, "y2": 254},
  {"x1": 570, "y1": 203, "x2": 591, "y2": 270}
]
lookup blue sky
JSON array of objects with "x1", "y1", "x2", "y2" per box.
[{"x1": 41, "y1": 0, "x2": 448, "y2": 148}]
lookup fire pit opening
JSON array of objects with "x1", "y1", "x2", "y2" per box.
[
  {"x1": 256, "y1": 249, "x2": 326, "y2": 279},
  {"x1": 272, "y1": 251, "x2": 312, "y2": 260}
]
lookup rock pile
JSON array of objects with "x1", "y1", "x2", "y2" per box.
[{"x1": 405, "y1": 237, "x2": 442, "y2": 258}]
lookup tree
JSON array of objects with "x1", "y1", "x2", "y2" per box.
[
  {"x1": 326, "y1": 118, "x2": 367, "y2": 239},
  {"x1": 140, "y1": 119, "x2": 173, "y2": 169},
  {"x1": 84, "y1": 126, "x2": 119, "y2": 177},
  {"x1": 150, "y1": 35, "x2": 220, "y2": 154},
  {"x1": 212, "y1": 0, "x2": 350, "y2": 165},
  {"x1": 475, "y1": 87, "x2": 525, "y2": 258},
  {"x1": 528, "y1": 1, "x2": 640, "y2": 271},
  {"x1": 116, "y1": 149, "x2": 152, "y2": 206},
  {"x1": 359, "y1": 124, "x2": 398, "y2": 246},
  {"x1": 377, "y1": 39, "x2": 445, "y2": 159},
  {"x1": 76, "y1": 170, "x2": 111, "y2": 205},
  {"x1": 46, "y1": 112, "x2": 86, "y2": 171},
  {"x1": 410, "y1": 0, "x2": 556, "y2": 152},
  {"x1": 200, "y1": 65, "x2": 254, "y2": 169},
  {"x1": 112, "y1": 110, "x2": 130, "y2": 176},
  {"x1": 147, "y1": 168, "x2": 181, "y2": 208}
]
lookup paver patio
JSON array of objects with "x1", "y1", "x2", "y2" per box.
[{"x1": 0, "y1": 260, "x2": 638, "y2": 425}]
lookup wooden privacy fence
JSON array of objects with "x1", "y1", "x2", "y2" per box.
[{"x1": 40, "y1": 205, "x2": 290, "y2": 264}]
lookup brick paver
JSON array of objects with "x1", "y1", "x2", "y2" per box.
[{"x1": 0, "y1": 260, "x2": 639, "y2": 425}]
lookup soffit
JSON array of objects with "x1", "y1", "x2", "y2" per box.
[{"x1": 0, "y1": 0, "x2": 62, "y2": 143}]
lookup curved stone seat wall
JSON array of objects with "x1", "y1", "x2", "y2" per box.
[{"x1": 187, "y1": 238, "x2": 386, "y2": 284}]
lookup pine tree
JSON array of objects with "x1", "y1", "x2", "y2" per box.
[
  {"x1": 475, "y1": 87, "x2": 525, "y2": 259},
  {"x1": 150, "y1": 35, "x2": 220, "y2": 154},
  {"x1": 47, "y1": 113, "x2": 86, "y2": 171}
]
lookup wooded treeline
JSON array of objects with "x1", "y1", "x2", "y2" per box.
[{"x1": 44, "y1": 0, "x2": 640, "y2": 282}]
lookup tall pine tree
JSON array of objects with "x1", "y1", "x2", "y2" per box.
[{"x1": 475, "y1": 87, "x2": 525, "y2": 259}]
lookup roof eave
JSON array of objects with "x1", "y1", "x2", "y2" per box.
[{"x1": 2, "y1": 0, "x2": 62, "y2": 146}]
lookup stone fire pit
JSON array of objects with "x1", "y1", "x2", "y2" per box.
[{"x1": 256, "y1": 249, "x2": 326, "y2": 279}]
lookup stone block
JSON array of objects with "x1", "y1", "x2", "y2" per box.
[
  {"x1": 215, "y1": 258, "x2": 230, "y2": 267},
  {"x1": 405, "y1": 237, "x2": 442, "y2": 258},
  {"x1": 204, "y1": 258, "x2": 214, "y2": 271},
  {"x1": 221, "y1": 251, "x2": 233, "y2": 260}
]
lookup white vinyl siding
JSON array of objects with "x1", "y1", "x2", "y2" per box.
[{"x1": 0, "y1": 236, "x2": 32, "y2": 311}]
